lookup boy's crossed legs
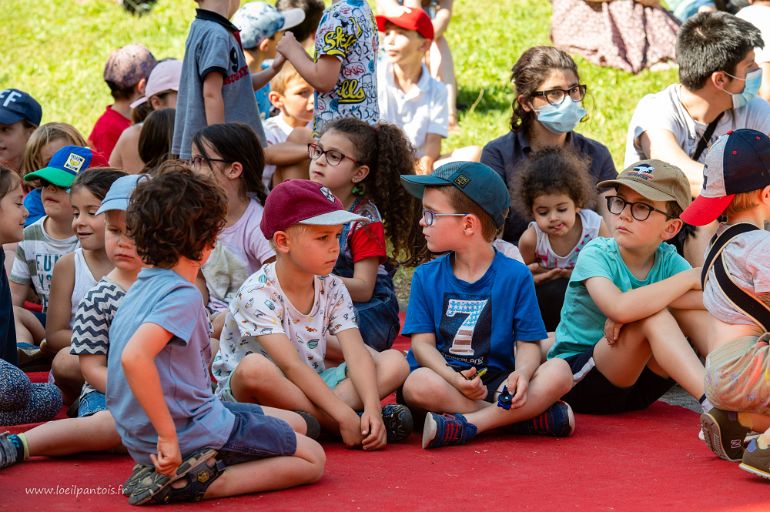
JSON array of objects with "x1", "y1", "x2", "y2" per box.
[{"x1": 402, "y1": 358, "x2": 574, "y2": 448}]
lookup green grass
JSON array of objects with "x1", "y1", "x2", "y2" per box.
[{"x1": 0, "y1": 0, "x2": 678, "y2": 166}]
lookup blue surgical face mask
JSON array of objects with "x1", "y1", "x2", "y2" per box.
[
  {"x1": 723, "y1": 68, "x2": 763, "y2": 109},
  {"x1": 534, "y1": 98, "x2": 587, "y2": 134}
]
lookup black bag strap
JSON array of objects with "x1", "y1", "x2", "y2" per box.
[
  {"x1": 692, "y1": 112, "x2": 724, "y2": 162},
  {"x1": 702, "y1": 223, "x2": 770, "y2": 330}
]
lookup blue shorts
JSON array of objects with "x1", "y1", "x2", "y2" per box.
[
  {"x1": 218, "y1": 401, "x2": 297, "y2": 466},
  {"x1": 78, "y1": 390, "x2": 107, "y2": 417}
]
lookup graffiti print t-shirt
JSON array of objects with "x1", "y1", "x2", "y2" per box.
[
  {"x1": 313, "y1": 0, "x2": 379, "y2": 134},
  {"x1": 402, "y1": 251, "x2": 546, "y2": 373},
  {"x1": 211, "y1": 262, "x2": 359, "y2": 390}
]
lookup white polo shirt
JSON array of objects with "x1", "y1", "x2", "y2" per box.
[{"x1": 377, "y1": 61, "x2": 449, "y2": 157}]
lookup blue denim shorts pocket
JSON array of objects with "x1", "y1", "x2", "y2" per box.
[
  {"x1": 78, "y1": 390, "x2": 107, "y2": 417},
  {"x1": 218, "y1": 401, "x2": 297, "y2": 466}
]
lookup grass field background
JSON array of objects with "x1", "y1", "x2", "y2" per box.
[{"x1": 0, "y1": 0, "x2": 679, "y2": 166}]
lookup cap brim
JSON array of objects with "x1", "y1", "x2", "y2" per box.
[
  {"x1": 280, "y1": 8, "x2": 306, "y2": 30},
  {"x1": 129, "y1": 96, "x2": 148, "y2": 110},
  {"x1": 95, "y1": 198, "x2": 129, "y2": 215},
  {"x1": 299, "y1": 211, "x2": 368, "y2": 226},
  {"x1": 23, "y1": 168, "x2": 74, "y2": 188},
  {"x1": 0, "y1": 111, "x2": 24, "y2": 126},
  {"x1": 680, "y1": 194, "x2": 734, "y2": 226},
  {"x1": 400, "y1": 174, "x2": 451, "y2": 199},
  {"x1": 596, "y1": 178, "x2": 677, "y2": 203}
]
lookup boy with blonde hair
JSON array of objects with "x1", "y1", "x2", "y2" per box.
[
  {"x1": 399, "y1": 162, "x2": 575, "y2": 449},
  {"x1": 682, "y1": 129, "x2": 770, "y2": 479},
  {"x1": 213, "y1": 179, "x2": 413, "y2": 449},
  {"x1": 548, "y1": 160, "x2": 712, "y2": 415}
]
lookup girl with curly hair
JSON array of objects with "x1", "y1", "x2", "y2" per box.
[{"x1": 308, "y1": 117, "x2": 426, "y2": 351}]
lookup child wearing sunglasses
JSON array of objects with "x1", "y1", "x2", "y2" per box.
[{"x1": 547, "y1": 160, "x2": 713, "y2": 416}]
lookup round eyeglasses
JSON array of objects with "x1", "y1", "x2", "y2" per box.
[
  {"x1": 606, "y1": 195, "x2": 673, "y2": 222},
  {"x1": 307, "y1": 143, "x2": 361, "y2": 167},
  {"x1": 531, "y1": 84, "x2": 587, "y2": 106},
  {"x1": 422, "y1": 209, "x2": 468, "y2": 226}
]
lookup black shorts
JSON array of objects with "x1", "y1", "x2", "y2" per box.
[
  {"x1": 396, "y1": 365, "x2": 511, "y2": 404},
  {"x1": 561, "y1": 349, "x2": 675, "y2": 414}
]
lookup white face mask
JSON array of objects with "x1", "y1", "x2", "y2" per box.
[{"x1": 721, "y1": 68, "x2": 763, "y2": 109}]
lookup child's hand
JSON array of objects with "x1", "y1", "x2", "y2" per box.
[
  {"x1": 453, "y1": 367, "x2": 487, "y2": 401},
  {"x1": 360, "y1": 408, "x2": 387, "y2": 451},
  {"x1": 505, "y1": 371, "x2": 529, "y2": 409},
  {"x1": 339, "y1": 409, "x2": 365, "y2": 448},
  {"x1": 271, "y1": 52, "x2": 286, "y2": 72},
  {"x1": 603, "y1": 317, "x2": 623, "y2": 344},
  {"x1": 276, "y1": 31, "x2": 303, "y2": 58},
  {"x1": 151, "y1": 435, "x2": 181, "y2": 477}
]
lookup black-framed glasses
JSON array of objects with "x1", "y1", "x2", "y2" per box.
[
  {"x1": 307, "y1": 143, "x2": 361, "y2": 167},
  {"x1": 422, "y1": 209, "x2": 468, "y2": 226},
  {"x1": 606, "y1": 195, "x2": 673, "y2": 222},
  {"x1": 531, "y1": 84, "x2": 587, "y2": 106},
  {"x1": 191, "y1": 155, "x2": 230, "y2": 168}
]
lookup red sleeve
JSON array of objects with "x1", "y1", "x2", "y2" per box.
[{"x1": 348, "y1": 220, "x2": 386, "y2": 263}]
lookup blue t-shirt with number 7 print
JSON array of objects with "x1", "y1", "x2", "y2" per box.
[{"x1": 402, "y1": 251, "x2": 547, "y2": 373}]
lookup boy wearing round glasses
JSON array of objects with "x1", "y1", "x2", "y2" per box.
[
  {"x1": 547, "y1": 159, "x2": 713, "y2": 416},
  {"x1": 399, "y1": 162, "x2": 575, "y2": 449}
]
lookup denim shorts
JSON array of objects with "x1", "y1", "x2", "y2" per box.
[
  {"x1": 78, "y1": 390, "x2": 107, "y2": 417},
  {"x1": 354, "y1": 273, "x2": 400, "y2": 352},
  {"x1": 218, "y1": 401, "x2": 297, "y2": 466}
]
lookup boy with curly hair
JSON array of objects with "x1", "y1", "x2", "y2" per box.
[{"x1": 107, "y1": 168, "x2": 324, "y2": 505}]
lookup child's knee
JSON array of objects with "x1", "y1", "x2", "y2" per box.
[
  {"x1": 538, "y1": 358, "x2": 574, "y2": 397},
  {"x1": 296, "y1": 434, "x2": 326, "y2": 482},
  {"x1": 402, "y1": 368, "x2": 443, "y2": 405},
  {"x1": 233, "y1": 353, "x2": 278, "y2": 391},
  {"x1": 376, "y1": 349, "x2": 409, "y2": 379},
  {"x1": 51, "y1": 350, "x2": 81, "y2": 382}
]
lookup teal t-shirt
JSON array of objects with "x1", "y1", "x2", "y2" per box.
[{"x1": 548, "y1": 237, "x2": 691, "y2": 360}]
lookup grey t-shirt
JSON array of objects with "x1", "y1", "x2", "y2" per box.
[
  {"x1": 703, "y1": 226, "x2": 770, "y2": 326},
  {"x1": 106, "y1": 268, "x2": 234, "y2": 465},
  {"x1": 172, "y1": 9, "x2": 265, "y2": 159},
  {"x1": 624, "y1": 84, "x2": 770, "y2": 167}
]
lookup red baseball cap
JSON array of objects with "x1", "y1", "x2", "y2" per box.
[
  {"x1": 260, "y1": 179, "x2": 368, "y2": 239},
  {"x1": 376, "y1": 7, "x2": 434, "y2": 40}
]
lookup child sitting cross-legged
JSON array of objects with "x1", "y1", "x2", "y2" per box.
[
  {"x1": 682, "y1": 129, "x2": 770, "y2": 479},
  {"x1": 399, "y1": 162, "x2": 575, "y2": 449},
  {"x1": 108, "y1": 169, "x2": 324, "y2": 505},
  {"x1": 212, "y1": 179, "x2": 414, "y2": 450}
]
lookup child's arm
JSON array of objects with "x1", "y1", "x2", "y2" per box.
[
  {"x1": 338, "y1": 257, "x2": 379, "y2": 302},
  {"x1": 411, "y1": 332, "x2": 487, "y2": 401},
  {"x1": 258, "y1": 332, "x2": 363, "y2": 447},
  {"x1": 518, "y1": 226, "x2": 565, "y2": 284},
  {"x1": 121, "y1": 322, "x2": 181, "y2": 476},
  {"x1": 44, "y1": 254, "x2": 75, "y2": 353},
  {"x1": 276, "y1": 32, "x2": 342, "y2": 93},
  {"x1": 585, "y1": 267, "x2": 702, "y2": 324},
  {"x1": 264, "y1": 142, "x2": 310, "y2": 166},
  {"x1": 506, "y1": 340, "x2": 541, "y2": 409},
  {"x1": 668, "y1": 290, "x2": 704, "y2": 310},
  {"x1": 202, "y1": 72, "x2": 225, "y2": 126},
  {"x1": 420, "y1": 134, "x2": 442, "y2": 174},
  {"x1": 79, "y1": 355, "x2": 108, "y2": 393},
  {"x1": 251, "y1": 53, "x2": 286, "y2": 91},
  {"x1": 9, "y1": 281, "x2": 29, "y2": 307}
]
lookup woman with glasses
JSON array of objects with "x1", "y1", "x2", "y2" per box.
[
  {"x1": 551, "y1": 0, "x2": 679, "y2": 74},
  {"x1": 481, "y1": 46, "x2": 617, "y2": 330}
]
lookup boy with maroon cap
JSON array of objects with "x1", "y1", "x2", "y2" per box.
[
  {"x1": 683, "y1": 129, "x2": 770, "y2": 479},
  {"x1": 376, "y1": 7, "x2": 480, "y2": 173},
  {"x1": 213, "y1": 179, "x2": 414, "y2": 449}
]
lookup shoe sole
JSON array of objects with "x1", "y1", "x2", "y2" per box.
[
  {"x1": 384, "y1": 405, "x2": 413, "y2": 443},
  {"x1": 421, "y1": 413, "x2": 438, "y2": 449},
  {"x1": 700, "y1": 414, "x2": 742, "y2": 462},
  {"x1": 739, "y1": 462, "x2": 770, "y2": 480},
  {"x1": 128, "y1": 448, "x2": 218, "y2": 505}
]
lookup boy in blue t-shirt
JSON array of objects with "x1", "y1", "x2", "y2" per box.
[
  {"x1": 107, "y1": 169, "x2": 324, "y2": 505},
  {"x1": 399, "y1": 162, "x2": 575, "y2": 449},
  {"x1": 548, "y1": 160, "x2": 712, "y2": 415}
]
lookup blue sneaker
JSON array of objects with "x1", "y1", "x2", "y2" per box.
[
  {"x1": 506, "y1": 401, "x2": 575, "y2": 437},
  {"x1": 740, "y1": 438, "x2": 770, "y2": 480},
  {"x1": 0, "y1": 432, "x2": 19, "y2": 469},
  {"x1": 422, "y1": 413, "x2": 478, "y2": 449}
]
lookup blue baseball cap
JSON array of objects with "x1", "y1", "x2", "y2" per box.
[
  {"x1": 24, "y1": 146, "x2": 107, "y2": 188},
  {"x1": 0, "y1": 89, "x2": 42, "y2": 126},
  {"x1": 233, "y1": 2, "x2": 305, "y2": 49},
  {"x1": 97, "y1": 174, "x2": 150, "y2": 215},
  {"x1": 400, "y1": 161, "x2": 511, "y2": 228}
]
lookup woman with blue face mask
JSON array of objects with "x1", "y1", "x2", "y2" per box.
[{"x1": 480, "y1": 46, "x2": 618, "y2": 331}]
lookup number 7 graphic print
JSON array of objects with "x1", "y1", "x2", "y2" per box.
[{"x1": 446, "y1": 299, "x2": 488, "y2": 355}]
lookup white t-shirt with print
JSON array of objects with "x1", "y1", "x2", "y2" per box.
[
  {"x1": 624, "y1": 84, "x2": 770, "y2": 167},
  {"x1": 212, "y1": 262, "x2": 359, "y2": 391}
]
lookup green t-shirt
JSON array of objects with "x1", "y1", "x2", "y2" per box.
[{"x1": 548, "y1": 237, "x2": 691, "y2": 360}]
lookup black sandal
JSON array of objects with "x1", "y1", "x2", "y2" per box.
[{"x1": 128, "y1": 448, "x2": 220, "y2": 505}]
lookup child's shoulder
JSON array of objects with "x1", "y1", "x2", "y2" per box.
[
  {"x1": 21, "y1": 216, "x2": 46, "y2": 239},
  {"x1": 721, "y1": 226, "x2": 770, "y2": 260}
]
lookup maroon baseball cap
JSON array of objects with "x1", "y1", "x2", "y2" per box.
[
  {"x1": 260, "y1": 179, "x2": 368, "y2": 239},
  {"x1": 376, "y1": 6, "x2": 434, "y2": 40}
]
